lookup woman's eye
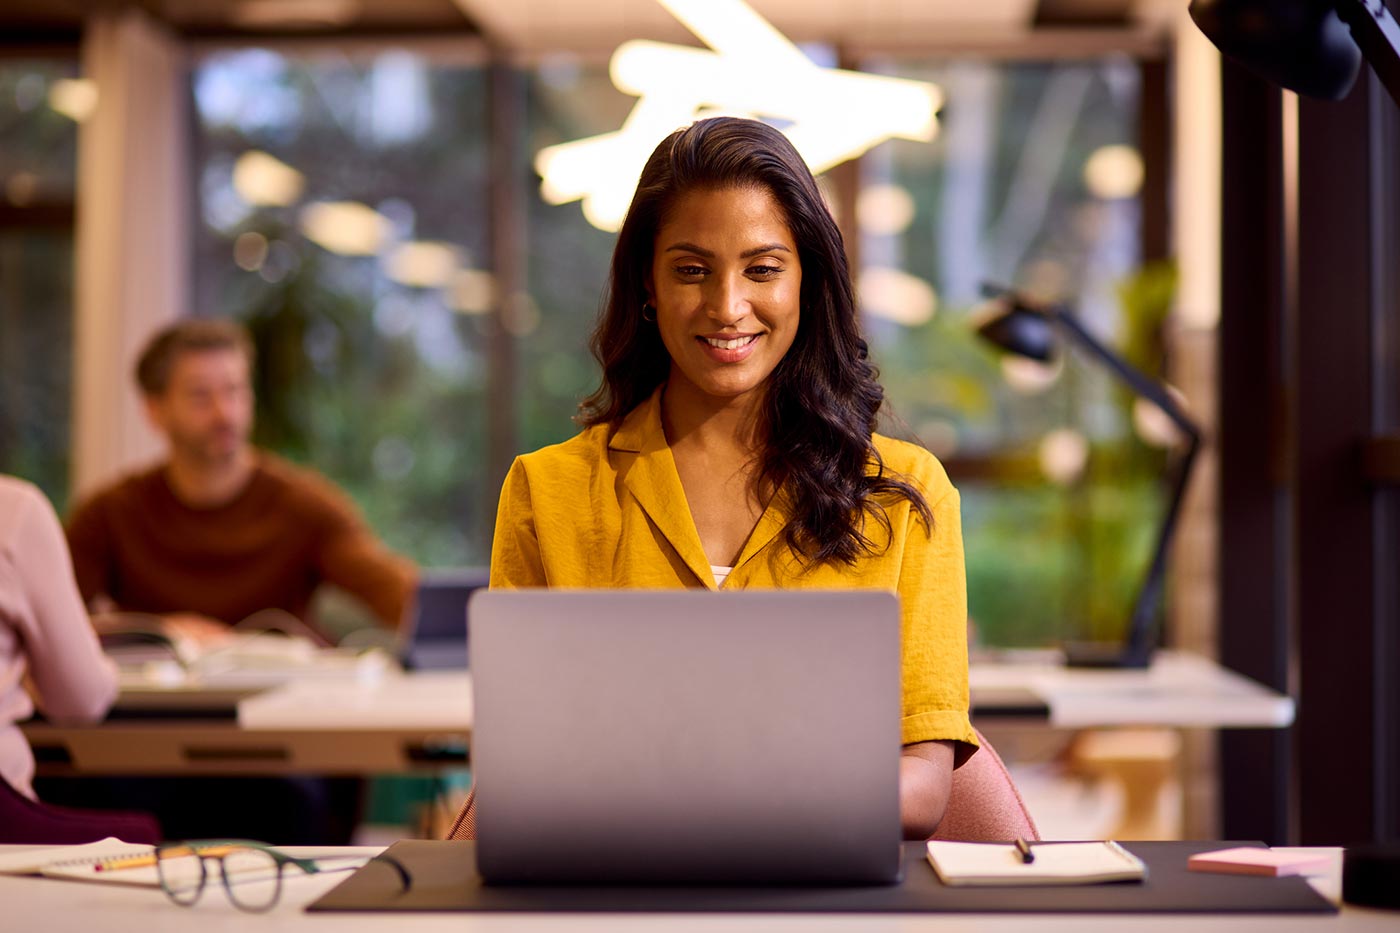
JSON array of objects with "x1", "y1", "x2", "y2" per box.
[
  {"x1": 748, "y1": 265, "x2": 782, "y2": 277},
  {"x1": 676, "y1": 265, "x2": 708, "y2": 277}
]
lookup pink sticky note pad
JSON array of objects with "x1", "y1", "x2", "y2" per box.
[{"x1": 1188, "y1": 847, "x2": 1332, "y2": 877}]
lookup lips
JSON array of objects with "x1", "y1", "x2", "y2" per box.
[
  {"x1": 696, "y1": 333, "x2": 760, "y2": 363},
  {"x1": 700, "y1": 334, "x2": 758, "y2": 350}
]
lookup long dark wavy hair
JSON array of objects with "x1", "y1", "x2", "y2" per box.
[{"x1": 578, "y1": 117, "x2": 932, "y2": 565}]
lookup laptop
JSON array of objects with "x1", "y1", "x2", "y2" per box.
[
  {"x1": 399, "y1": 568, "x2": 489, "y2": 670},
  {"x1": 469, "y1": 589, "x2": 904, "y2": 886}
]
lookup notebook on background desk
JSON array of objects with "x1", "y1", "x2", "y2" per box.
[{"x1": 469, "y1": 589, "x2": 905, "y2": 886}]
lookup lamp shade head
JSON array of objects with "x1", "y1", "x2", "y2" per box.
[
  {"x1": 975, "y1": 300, "x2": 1057, "y2": 363},
  {"x1": 1188, "y1": 0, "x2": 1363, "y2": 100}
]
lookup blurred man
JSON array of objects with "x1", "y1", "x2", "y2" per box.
[
  {"x1": 66, "y1": 318, "x2": 417, "y2": 640},
  {"x1": 50, "y1": 318, "x2": 417, "y2": 845}
]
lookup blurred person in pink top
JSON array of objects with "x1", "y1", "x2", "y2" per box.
[{"x1": 0, "y1": 475, "x2": 117, "y2": 799}]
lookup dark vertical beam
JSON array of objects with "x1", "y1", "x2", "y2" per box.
[
  {"x1": 1138, "y1": 59, "x2": 1170, "y2": 263},
  {"x1": 1293, "y1": 72, "x2": 1386, "y2": 846},
  {"x1": 486, "y1": 54, "x2": 524, "y2": 536},
  {"x1": 832, "y1": 46, "x2": 862, "y2": 276},
  {"x1": 1217, "y1": 60, "x2": 1293, "y2": 846},
  {"x1": 1376, "y1": 68, "x2": 1400, "y2": 846}
]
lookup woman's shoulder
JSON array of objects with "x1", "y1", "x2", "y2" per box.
[
  {"x1": 0, "y1": 475, "x2": 47, "y2": 530},
  {"x1": 871, "y1": 433, "x2": 955, "y2": 501},
  {"x1": 513, "y1": 423, "x2": 614, "y2": 481},
  {"x1": 0, "y1": 475, "x2": 62, "y2": 559}
]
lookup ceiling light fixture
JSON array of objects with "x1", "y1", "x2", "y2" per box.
[{"x1": 536, "y1": 0, "x2": 943, "y2": 232}]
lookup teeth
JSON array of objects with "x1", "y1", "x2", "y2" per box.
[{"x1": 703, "y1": 335, "x2": 756, "y2": 350}]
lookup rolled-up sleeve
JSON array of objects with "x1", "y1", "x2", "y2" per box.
[{"x1": 896, "y1": 479, "x2": 979, "y2": 765}]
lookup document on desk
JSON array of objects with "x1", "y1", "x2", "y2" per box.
[
  {"x1": 0, "y1": 839, "x2": 377, "y2": 888},
  {"x1": 0, "y1": 838, "x2": 156, "y2": 885},
  {"x1": 925, "y1": 840, "x2": 1147, "y2": 886}
]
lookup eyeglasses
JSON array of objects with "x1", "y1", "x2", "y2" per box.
[{"x1": 155, "y1": 839, "x2": 410, "y2": 912}]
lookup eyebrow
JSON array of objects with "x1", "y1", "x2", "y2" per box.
[{"x1": 663, "y1": 242, "x2": 791, "y2": 259}]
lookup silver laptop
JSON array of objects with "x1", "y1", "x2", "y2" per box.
[{"x1": 469, "y1": 589, "x2": 903, "y2": 886}]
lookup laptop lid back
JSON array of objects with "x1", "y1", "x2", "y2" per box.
[{"x1": 470, "y1": 589, "x2": 903, "y2": 885}]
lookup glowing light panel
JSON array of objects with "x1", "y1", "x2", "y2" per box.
[{"x1": 536, "y1": 0, "x2": 943, "y2": 232}]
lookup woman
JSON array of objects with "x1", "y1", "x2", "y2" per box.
[
  {"x1": 458, "y1": 117, "x2": 975, "y2": 839},
  {"x1": 0, "y1": 475, "x2": 117, "y2": 800}
]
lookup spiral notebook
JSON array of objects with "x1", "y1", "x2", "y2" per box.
[
  {"x1": 0, "y1": 838, "x2": 160, "y2": 886},
  {"x1": 925, "y1": 840, "x2": 1148, "y2": 886}
]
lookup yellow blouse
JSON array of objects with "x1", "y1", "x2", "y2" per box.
[{"x1": 489, "y1": 388, "x2": 978, "y2": 757}]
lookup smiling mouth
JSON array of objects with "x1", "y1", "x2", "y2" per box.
[{"x1": 699, "y1": 334, "x2": 759, "y2": 350}]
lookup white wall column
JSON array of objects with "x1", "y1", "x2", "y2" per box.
[{"x1": 71, "y1": 8, "x2": 189, "y2": 500}]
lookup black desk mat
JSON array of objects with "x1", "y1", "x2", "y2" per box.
[{"x1": 307, "y1": 840, "x2": 1337, "y2": 914}]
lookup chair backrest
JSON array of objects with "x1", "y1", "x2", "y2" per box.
[
  {"x1": 0, "y1": 776, "x2": 161, "y2": 845},
  {"x1": 931, "y1": 728, "x2": 1039, "y2": 842},
  {"x1": 449, "y1": 728, "x2": 1038, "y2": 844}
]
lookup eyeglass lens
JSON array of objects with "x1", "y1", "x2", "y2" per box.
[
  {"x1": 156, "y1": 847, "x2": 207, "y2": 906},
  {"x1": 157, "y1": 844, "x2": 285, "y2": 912},
  {"x1": 219, "y1": 846, "x2": 283, "y2": 912}
]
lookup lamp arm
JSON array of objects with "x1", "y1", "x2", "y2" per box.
[
  {"x1": 1049, "y1": 306, "x2": 1205, "y2": 667},
  {"x1": 1049, "y1": 308, "x2": 1203, "y2": 447},
  {"x1": 1121, "y1": 430, "x2": 1202, "y2": 664},
  {"x1": 1335, "y1": 0, "x2": 1400, "y2": 108}
]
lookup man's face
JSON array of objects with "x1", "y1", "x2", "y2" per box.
[{"x1": 145, "y1": 349, "x2": 254, "y2": 466}]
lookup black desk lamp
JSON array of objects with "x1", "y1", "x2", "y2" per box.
[
  {"x1": 1189, "y1": 0, "x2": 1400, "y2": 107},
  {"x1": 974, "y1": 284, "x2": 1203, "y2": 669}
]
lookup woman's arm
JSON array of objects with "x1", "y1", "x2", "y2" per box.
[
  {"x1": 900, "y1": 739, "x2": 955, "y2": 838},
  {"x1": 12, "y1": 483, "x2": 118, "y2": 723}
]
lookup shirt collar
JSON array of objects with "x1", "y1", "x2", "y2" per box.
[
  {"x1": 607, "y1": 385, "x2": 792, "y2": 582},
  {"x1": 607, "y1": 385, "x2": 664, "y2": 455}
]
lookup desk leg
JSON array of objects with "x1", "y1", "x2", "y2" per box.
[{"x1": 1070, "y1": 728, "x2": 1183, "y2": 840}]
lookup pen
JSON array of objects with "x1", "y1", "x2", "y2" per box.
[{"x1": 1014, "y1": 837, "x2": 1035, "y2": 864}]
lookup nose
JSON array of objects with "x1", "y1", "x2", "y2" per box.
[
  {"x1": 211, "y1": 387, "x2": 246, "y2": 427},
  {"x1": 705, "y1": 273, "x2": 750, "y2": 326}
]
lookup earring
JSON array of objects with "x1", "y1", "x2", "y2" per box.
[{"x1": 641, "y1": 303, "x2": 656, "y2": 323}]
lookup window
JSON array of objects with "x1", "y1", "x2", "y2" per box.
[
  {"x1": 859, "y1": 58, "x2": 1160, "y2": 647},
  {"x1": 190, "y1": 48, "x2": 1163, "y2": 649},
  {"x1": 192, "y1": 46, "x2": 492, "y2": 565},
  {"x1": 0, "y1": 57, "x2": 79, "y2": 508}
]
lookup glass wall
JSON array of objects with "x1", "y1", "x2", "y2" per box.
[
  {"x1": 517, "y1": 60, "x2": 625, "y2": 452},
  {"x1": 190, "y1": 46, "x2": 1165, "y2": 648},
  {"x1": 0, "y1": 58, "x2": 80, "y2": 508},
  {"x1": 192, "y1": 46, "x2": 492, "y2": 565},
  {"x1": 859, "y1": 58, "x2": 1163, "y2": 647}
]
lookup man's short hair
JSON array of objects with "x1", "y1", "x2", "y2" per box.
[{"x1": 135, "y1": 318, "x2": 256, "y2": 396}]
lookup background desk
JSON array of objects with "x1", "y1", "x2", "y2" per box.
[
  {"x1": 24, "y1": 672, "x2": 472, "y2": 776},
  {"x1": 970, "y1": 650, "x2": 1295, "y2": 728},
  {"x1": 22, "y1": 651, "x2": 1292, "y2": 777},
  {"x1": 2, "y1": 844, "x2": 1392, "y2": 932}
]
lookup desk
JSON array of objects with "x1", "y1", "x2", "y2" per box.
[
  {"x1": 24, "y1": 673, "x2": 472, "y2": 776},
  {"x1": 1, "y1": 844, "x2": 1392, "y2": 932},
  {"x1": 970, "y1": 651, "x2": 1295, "y2": 728},
  {"x1": 21, "y1": 652, "x2": 1291, "y2": 777}
]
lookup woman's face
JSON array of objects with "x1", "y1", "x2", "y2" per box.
[{"x1": 647, "y1": 185, "x2": 802, "y2": 406}]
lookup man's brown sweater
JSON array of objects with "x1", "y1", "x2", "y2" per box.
[{"x1": 65, "y1": 452, "x2": 417, "y2": 631}]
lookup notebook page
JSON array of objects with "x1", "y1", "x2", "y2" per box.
[
  {"x1": 926, "y1": 840, "x2": 1147, "y2": 886},
  {"x1": 0, "y1": 838, "x2": 153, "y2": 877}
]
